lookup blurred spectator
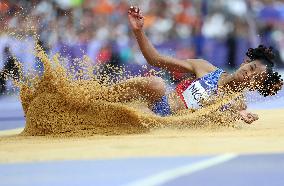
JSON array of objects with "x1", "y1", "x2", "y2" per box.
[
  {"x1": 0, "y1": 46, "x2": 20, "y2": 94},
  {"x1": 0, "y1": 0, "x2": 283, "y2": 83}
]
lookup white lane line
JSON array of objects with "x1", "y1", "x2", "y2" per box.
[
  {"x1": 126, "y1": 154, "x2": 238, "y2": 186},
  {"x1": 0, "y1": 128, "x2": 24, "y2": 136}
]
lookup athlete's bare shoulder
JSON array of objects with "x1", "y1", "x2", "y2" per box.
[{"x1": 185, "y1": 59, "x2": 218, "y2": 78}]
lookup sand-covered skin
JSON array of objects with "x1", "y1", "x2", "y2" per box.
[{"x1": 1, "y1": 109, "x2": 284, "y2": 163}]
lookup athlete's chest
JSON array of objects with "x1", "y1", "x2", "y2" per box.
[{"x1": 176, "y1": 69, "x2": 224, "y2": 109}]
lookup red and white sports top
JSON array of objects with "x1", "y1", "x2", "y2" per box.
[{"x1": 176, "y1": 69, "x2": 225, "y2": 109}]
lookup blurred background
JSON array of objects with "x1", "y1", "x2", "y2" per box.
[{"x1": 0, "y1": 0, "x2": 284, "y2": 94}]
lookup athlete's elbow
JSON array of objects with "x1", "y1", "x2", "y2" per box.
[{"x1": 145, "y1": 54, "x2": 161, "y2": 66}]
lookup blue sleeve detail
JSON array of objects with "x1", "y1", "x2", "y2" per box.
[
  {"x1": 152, "y1": 96, "x2": 171, "y2": 117},
  {"x1": 200, "y1": 69, "x2": 225, "y2": 93}
]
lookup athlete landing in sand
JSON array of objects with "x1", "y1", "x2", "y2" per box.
[{"x1": 107, "y1": 6, "x2": 283, "y2": 124}]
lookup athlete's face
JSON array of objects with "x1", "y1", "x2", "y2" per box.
[{"x1": 233, "y1": 59, "x2": 267, "y2": 90}]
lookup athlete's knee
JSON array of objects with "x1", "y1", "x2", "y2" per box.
[
  {"x1": 148, "y1": 76, "x2": 165, "y2": 89},
  {"x1": 146, "y1": 76, "x2": 166, "y2": 97}
]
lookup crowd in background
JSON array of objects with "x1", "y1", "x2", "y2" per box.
[{"x1": 0, "y1": 0, "x2": 284, "y2": 93}]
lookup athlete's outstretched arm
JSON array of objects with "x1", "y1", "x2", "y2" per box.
[
  {"x1": 236, "y1": 99, "x2": 259, "y2": 124},
  {"x1": 226, "y1": 94, "x2": 258, "y2": 124},
  {"x1": 128, "y1": 6, "x2": 216, "y2": 75}
]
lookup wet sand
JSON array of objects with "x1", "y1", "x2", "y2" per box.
[{"x1": 1, "y1": 109, "x2": 283, "y2": 163}]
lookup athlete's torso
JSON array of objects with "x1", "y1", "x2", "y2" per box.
[{"x1": 168, "y1": 69, "x2": 225, "y2": 112}]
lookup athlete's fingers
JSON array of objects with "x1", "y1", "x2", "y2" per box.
[
  {"x1": 134, "y1": 13, "x2": 142, "y2": 20},
  {"x1": 241, "y1": 114, "x2": 254, "y2": 124},
  {"x1": 135, "y1": 7, "x2": 140, "y2": 13},
  {"x1": 134, "y1": 9, "x2": 139, "y2": 15},
  {"x1": 129, "y1": 6, "x2": 142, "y2": 19},
  {"x1": 131, "y1": 12, "x2": 140, "y2": 19},
  {"x1": 246, "y1": 120, "x2": 252, "y2": 124},
  {"x1": 248, "y1": 114, "x2": 258, "y2": 124},
  {"x1": 243, "y1": 118, "x2": 250, "y2": 124},
  {"x1": 128, "y1": 10, "x2": 135, "y2": 17},
  {"x1": 248, "y1": 113, "x2": 253, "y2": 117},
  {"x1": 254, "y1": 115, "x2": 258, "y2": 120},
  {"x1": 252, "y1": 113, "x2": 259, "y2": 120},
  {"x1": 241, "y1": 116, "x2": 249, "y2": 123},
  {"x1": 129, "y1": 13, "x2": 137, "y2": 20},
  {"x1": 246, "y1": 117, "x2": 254, "y2": 124},
  {"x1": 129, "y1": 8, "x2": 138, "y2": 17},
  {"x1": 138, "y1": 9, "x2": 143, "y2": 19},
  {"x1": 129, "y1": 6, "x2": 134, "y2": 13},
  {"x1": 249, "y1": 118, "x2": 256, "y2": 123},
  {"x1": 129, "y1": 6, "x2": 138, "y2": 14},
  {"x1": 134, "y1": 7, "x2": 139, "y2": 13},
  {"x1": 248, "y1": 113, "x2": 258, "y2": 122},
  {"x1": 247, "y1": 113, "x2": 253, "y2": 120}
]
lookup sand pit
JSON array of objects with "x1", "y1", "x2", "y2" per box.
[
  {"x1": 7, "y1": 45, "x2": 240, "y2": 138},
  {"x1": 1, "y1": 109, "x2": 284, "y2": 163},
  {"x1": 1, "y1": 45, "x2": 283, "y2": 164}
]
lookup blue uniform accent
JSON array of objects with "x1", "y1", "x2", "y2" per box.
[
  {"x1": 198, "y1": 68, "x2": 225, "y2": 95},
  {"x1": 151, "y1": 96, "x2": 171, "y2": 117},
  {"x1": 152, "y1": 69, "x2": 225, "y2": 117}
]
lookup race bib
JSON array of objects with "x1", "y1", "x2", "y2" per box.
[{"x1": 182, "y1": 80, "x2": 210, "y2": 109}]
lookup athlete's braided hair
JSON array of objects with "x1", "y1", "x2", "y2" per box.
[{"x1": 246, "y1": 45, "x2": 283, "y2": 97}]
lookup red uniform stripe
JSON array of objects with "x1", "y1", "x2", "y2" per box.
[{"x1": 176, "y1": 79, "x2": 194, "y2": 109}]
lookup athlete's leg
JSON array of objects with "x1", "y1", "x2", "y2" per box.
[{"x1": 106, "y1": 76, "x2": 166, "y2": 105}]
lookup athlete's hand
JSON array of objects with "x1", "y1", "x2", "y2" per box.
[
  {"x1": 128, "y1": 6, "x2": 144, "y2": 31},
  {"x1": 239, "y1": 110, "x2": 259, "y2": 124}
]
